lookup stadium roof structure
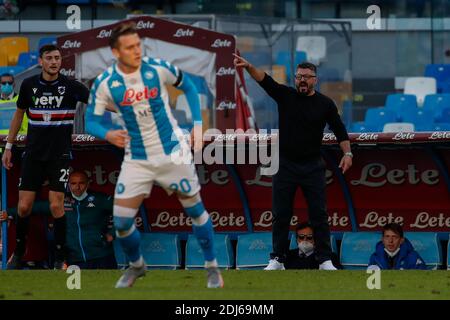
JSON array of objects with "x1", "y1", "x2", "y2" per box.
[{"x1": 56, "y1": 16, "x2": 254, "y2": 131}]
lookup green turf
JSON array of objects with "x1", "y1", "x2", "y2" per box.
[{"x1": 0, "y1": 270, "x2": 448, "y2": 300}]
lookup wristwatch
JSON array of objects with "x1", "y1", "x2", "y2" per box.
[{"x1": 344, "y1": 152, "x2": 353, "y2": 158}]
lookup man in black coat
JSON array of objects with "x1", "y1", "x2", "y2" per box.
[{"x1": 285, "y1": 222, "x2": 342, "y2": 270}]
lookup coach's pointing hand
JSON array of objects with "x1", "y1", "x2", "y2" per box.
[
  {"x1": 2, "y1": 149, "x2": 13, "y2": 170},
  {"x1": 233, "y1": 53, "x2": 250, "y2": 69},
  {"x1": 105, "y1": 129, "x2": 130, "y2": 148}
]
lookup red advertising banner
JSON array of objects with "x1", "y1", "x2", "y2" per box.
[{"x1": 2, "y1": 133, "x2": 450, "y2": 233}]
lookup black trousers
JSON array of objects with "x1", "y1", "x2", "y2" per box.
[{"x1": 271, "y1": 155, "x2": 332, "y2": 264}]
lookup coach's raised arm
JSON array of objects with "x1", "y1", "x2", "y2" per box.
[{"x1": 234, "y1": 52, "x2": 352, "y2": 271}]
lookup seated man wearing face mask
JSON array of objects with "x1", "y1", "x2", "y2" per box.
[
  {"x1": 285, "y1": 222, "x2": 342, "y2": 270},
  {"x1": 367, "y1": 223, "x2": 426, "y2": 270},
  {"x1": 1, "y1": 170, "x2": 117, "y2": 269},
  {"x1": 0, "y1": 73, "x2": 28, "y2": 135}
]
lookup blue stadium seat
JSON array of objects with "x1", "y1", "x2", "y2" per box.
[
  {"x1": 242, "y1": 51, "x2": 272, "y2": 67},
  {"x1": 423, "y1": 94, "x2": 450, "y2": 122},
  {"x1": 364, "y1": 107, "x2": 397, "y2": 131},
  {"x1": 289, "y1": 233, "x2": 337, "y2": 253},
  {"x1": 236, "y1": 232, "x2": 272, "y2": 270},
  {"x1": 385, "y1": 94, "x2": 418, "y2": 119},
  {"x1": 350, "y1": 121, "x2": 369, "y2": 133},
  {"x1": 404, "y1": 232, "x2": 442, "y2": 270},
  {"x1": 433, "y1": 123, "x2": 450, "y2": 131},
  {"x1": 0, "y1": 107, "x2": 16, "y2": 132},
  {"x1": 439, "y1": 107, "x2": 450, "y2": 123},
  {"x1": 447, "y1": 235, "x2": 450, "y2": 270},
  {"x1": 16, "y1": 51, "x2": 38, "y2": 69},
  {"x1": 424, "y1": 64, "x2": 450, "y2": 93},
  {"x1": 185, "y1": 234, "x2": 234, "y2": 270},
  {"x1": 317, "y1": 67, "x2": 340, "y2": 82},
  {"x1": 399, "y1": 108, "x2": 434, "y2": 131},
  {"x1": 37, "y1": 37, "x2": 57, "y2": 51},
  {"x1": 114, "y1": 234, "x2": 182, "y2": 270},
  {"x1": 0, "y1": 66, "x2": 25, "y2": 75},
  {"x1": 275, "y1": 50, "x2": 307, "y2": 82},
  {"x1": 340, "y1": 232, "x2": 381, "y2": 270},
  {"x1": 140, "y1": 233, "x2": 181, "y2": 270}
]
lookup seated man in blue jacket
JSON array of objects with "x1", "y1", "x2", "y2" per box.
[
  {"x1": 368, "y1": 223, "x2": 426, "y2": 270},
  {"x1": 1, "y1": 170, "x2": 117, "y2": 269}
]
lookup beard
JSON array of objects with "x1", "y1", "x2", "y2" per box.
[{"x1": 296, "y1": 81, "x2": 312, "y2": 95}]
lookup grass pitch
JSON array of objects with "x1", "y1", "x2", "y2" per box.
[{"x1": 0, "y1": 270, "x2": 449, "y2": 300}]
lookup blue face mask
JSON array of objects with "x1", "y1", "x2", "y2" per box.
[{"x1": 1, "y1": 83, "x2": 13, "y2": 96}]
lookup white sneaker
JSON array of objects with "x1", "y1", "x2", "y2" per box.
[
  {"x1": 264, "y1": 258, "x2": 285, "y2": 270},
  {"x1": 319, "y1": 260, "x2": 337, "y2": 270}
]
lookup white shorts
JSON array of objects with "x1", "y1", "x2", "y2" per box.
[{"x1": 114, "y1": 157, "x2": 201, "y2": 199}]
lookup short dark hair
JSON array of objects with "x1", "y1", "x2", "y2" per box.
[
  {"x1": 0, "y1": 73, "x2": 14, "y2": 81},
  {"x1": 39, "y1": 44, "x2": 60, "y2": 57},
  {"x1": 296, "y1": 62, "x2": 317, "y2": 74},
  {"x1": 109, "y1": 22, "x2": 138, "y2": 49},
  {"x1": 383, "y1": 223, "x2": 404, "y2": 238},
  {"x1": 69, "y1": 170, "x2": 89, "y2": 180},
  {"x1": 296, "y1": 222, "x2": 313, "y2": 233}
]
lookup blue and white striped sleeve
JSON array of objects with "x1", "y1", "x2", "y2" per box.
[
  {"x1": 85, "y1": 76, "x2": 113, "y2": 140},
  {"x1": 158, "y1": 59, "x2": 202, "y2": 125}
]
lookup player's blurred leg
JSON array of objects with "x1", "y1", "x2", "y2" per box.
[
  {"x1": 113, "y1": 202, "x2": 146, "y2": 288},
  {"x1": 7, "y1": 191, "x2": 35, "y2": 269},
  {"x1": 49, "y1": 191, "x2": 67, "y2": 269},
  {"x1": 179, "y1": 193, "x2": 223, "y2": 288}
]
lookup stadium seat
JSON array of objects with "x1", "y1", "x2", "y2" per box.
[
  {"x1": 364, "y1": 107, "x2": 397, "y2": 132},
  {"x1": 296, "y1": 36, "x2": 326, "y2": 65},
  {"x1": 404, "y1": 77, "x2": 437, "y2": 107},
  {"x1": 275, "y1": 50, "x2": 307, "y2": 82},
  {"x1": 289, "y1": 233, "x2": 337, "y2": 253},
  {"x1": 242, "y1": 51, "x2": 272, "y2": 67},
  {"x1": 385, "y1": 94, "x2": 418, "y2": 119},
  {"x1": 350, "y1": 121, "x2": 369, "y2": 133},
  {"x1": 424, "y1": 64, "x2": 450, "y2": 93},
  {"x1": 236, "y1": 232, "x2": 272, "y2": 270},
  {"x1": 16, "y1": 51, "x2": 38, "y2": 69},
  {"x1": 269, "y1": 64, "x2": 287, "y2": 84},
  {"x1": 404, "y1": 232, "x2": 442, "y2": 270},
  {"x1": 398, "y1": 108, "x2": 434, "y2": 131},
  {"x1": 0, "y1": 66, "x2": 25, "y2": 75},
  {"x1": 340, "y1": 232, "x2": 381, "y2": 270},
  {"x1": 439, "y1": 107, "x2": 450, "y2": 123},
  {"x1": 382, "y1": 122, "x2": 415, "y2": 132},
  {"x1": 433, "y1": 123, "x2": 450, "y2": 131},
  {"x1": 236, "y1": 36, "x2": 255, "y2": 53},
  {"x1": 0, "y1": 37, "x2": 29, "y2": 66},
  {"x1": 140, "y1": 233, "x2": 181, "y2": 270},
  {"x1": 185, "y1": 234, "x2": 234, "y2": 269},
  {"x1": 37, "y1": 37, "x2": 57, "y2": 51},
  {"x1": 114, "y1": 234, "x2": 182, "y2": 270},
  {"x1": 447, "y1": 235, "x2": 450, "y2": 270},
  {"x1": 423, "y1": 94, "x2": 450, "y2": 122},
  {"x1": 320, "y1": 81, "x2": 352, "y2": 112},
  {"x1": 0, "y1": 107, "x2": 16, "y2": 132}
]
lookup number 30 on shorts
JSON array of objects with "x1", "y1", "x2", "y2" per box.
[{"x1": 169, "y1": 178, "x2": 191, "y2": 193}]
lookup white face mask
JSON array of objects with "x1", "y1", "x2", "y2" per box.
[
  {"x1": 71, "y1": 190, "x2": 88, "y2": 201},
  {"x1": 298, "y1": 242, "x2": 314, "y2": 256},
  {"x1": 384, "y1": 247, "x2": 400, "y2": 258}
]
